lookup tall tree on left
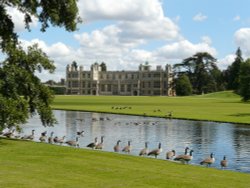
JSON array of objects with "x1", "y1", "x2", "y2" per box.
[{"x1": 0, "y1": 0, "x2": 80, "y2": 130}]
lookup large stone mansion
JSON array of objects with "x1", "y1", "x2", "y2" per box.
[{"x1": 66, "y1": 62, "x2": 175, "y2": 96}]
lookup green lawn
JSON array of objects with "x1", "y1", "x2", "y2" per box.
[
  {"x1": 1, "y1": 138, "x2": 249, "y2": 188},
  {"x1": 52, "y1": 91, "x2": 250, "y2": 124}
]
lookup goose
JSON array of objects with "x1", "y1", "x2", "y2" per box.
[
  {"x1": 147, "y1": 142, "x2": 162, "y2": 158},
  {"x1": 122, "y1": 141, "x2": 132, "y2": 153},
  {"x1": 21, "y1": 129, "x2": 35, "y2": 140},
  {"x1": 39, "y1": 131, "x2": 47, "y2": 142},
  {"x1": 114, "y1": 140, "x2": 121, "y2": 152},
  {"x1": 166, "y1": 150, "x2": 176, "y2": 160},
  {"x1": 181, "y1": 150, "x2": 194, "y2": 164},
  {"x1": 48, "y1": 132, "x2": 54, "y2": 144},
  {"x1": 174, "y1": 147, "x2": 189, "y2": 161},
  {"x1": 86, "y1": 137, "x2": 98, "y2": 149},
  {"x1": 220, "y1": 155, "x2": 228, "y2": 169},
  {"x1": 95, "y1": 136, "x2": 104, "y2": 150},
  {"x1": 3, "y1": 129, "x2": 15, "y2": 138},
  {"x1": 65, "y1": 137, "x2": 79, "y2": 147},
  {"x1": 200, "y1": 153, "x2": 215, "y2": 167},
  {"x1": 55, "y1": 136, "x2": 66, "y2": 145},
  {"x1": 139, "y1": 142, "x2": 149, "y2": 156}
]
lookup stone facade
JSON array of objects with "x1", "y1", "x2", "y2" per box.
[{"x1": 66, "y1": 62, "x2": 175, "y2": 96}]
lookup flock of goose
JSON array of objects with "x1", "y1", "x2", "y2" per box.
[{"x1": 0, "y1": 128, "x2": 228, "y2": 169}]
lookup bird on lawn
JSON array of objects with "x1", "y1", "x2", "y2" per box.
[
  {"x1": 114, "y1": 140, "x2": 121, "y2": 152},
  {"x1": 21, "y1": 129, "x2": 35, "y2": 140},
  {"x1": 95, "y1": 136, "x2": 104, "y2": 150},
  {"x1": 200, "y1": 153, "x2": 215, "y2": 167},
  {"x1": 122, "y1": 141, "x2": 132, "y2": 153},
  {"x1": 174, "y1": 147, "x2": 189, "y2": 161},
  {"x1": 220, "y1": 155, "x2": 228, "y2": 169},
  {"x1": 65, "y1": 137, "x2": 79, "y2": 147},
  {"x1": 139, "y1": 142, "x2": 149, "y2": 156},
  {"x1": 166, "y1": 150, "x2": 176, "y2": 160},
  {"x1": 86, "y1": 137, "x2": 98, "y2": 149},
  {"x1": 147, "y1": 142, "x2": 162, "y2": 158}
]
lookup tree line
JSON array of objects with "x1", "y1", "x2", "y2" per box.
[{"x1": 174, "y1": 48, "x2": 250, "y2": 101}]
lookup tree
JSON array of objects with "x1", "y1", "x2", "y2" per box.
[
  {"x1": 175, "y1": 74, "x2": 192, "y2": 96},
  {"x1": 174, "y1": 52, "x2": 219, "y2": 94},
  {"x1": 239, "y1": 59, "x2": 250, "y2": 101},
  {"x1": 0, "y1": 1, "x2": 80, "y2": 130},
  {"x1": 226, "y1": 47, "x2": 244, "y2": 92}
]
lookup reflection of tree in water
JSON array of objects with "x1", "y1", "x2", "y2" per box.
[{"x1": 232, "y1": 125, "x2": 250, "y2": 161}]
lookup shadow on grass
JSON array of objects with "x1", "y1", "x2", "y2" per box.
[{"x1": 229, "y1": 113, "x2": 250, "y2": 117}]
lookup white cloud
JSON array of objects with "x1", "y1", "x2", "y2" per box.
[
  {"x1": 193, "y1": 13, "x2": 207, "y2": 22},
  {"x1": 201, "y1": 36, "x2": 212, "y2": 45},
  {"x1": 7, "y1": 7, "x2": 38, "y2": 32},
  {"x1": 234, "y1": 28, "x2": 250, "y2": 56},
  {"x1": 218, "y1": 54, "x2": 235, "y2": 70},
  {"x1": 233, "y1": 15, "x2": 241, "y2": 21}
]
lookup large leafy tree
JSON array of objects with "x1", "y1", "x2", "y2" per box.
[
  {"x1": 239, "y1": 59, "x2": 250, "y2": 101},
  {"x1": 0, "y1": 0, "x2": 80, "y2": 130},
  {"x1": 226, "y1": 47, "x2": 244, "y2": 92},
  {"x1": 175, "y1": 74, "x2": 192, "y2": 96},
  {"x1": 174, "y1": 52, "x2": 219, "y2": 94}
]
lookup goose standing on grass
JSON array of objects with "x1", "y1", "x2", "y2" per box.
[
  {"x1": 166, "y1": 150, "x2": 176, "y2": 160},
  {"x1": 122, "y1": 141, "x2": 132, "y2": 153},
  {"x1": 220, "y1": 155, "x2": 228, "y2": 169},
  {"x1": 48, "y1": 132, "x2": 54, "y2": 144},
  {"x1": 39, "y1": 131, "x2": 47, "y2": 142},
  {"x1": 114, "y1": 140, "x2": 121, "y2": 152},
  {"x1": 21, "y1": 129, "x2": 35, "y2": 140},
  {"x1": 86, "y1": 137, "x2": 98, "y2": 149},
  {"x1": 95, "y1": 136, "x2": 104, "y2": 150},
  {"x1": 139, "y1": 142, "x2": 149, "y2": 156},
  {"x1": 3, "y1": 129, "x2": 15, "y2": 138},
  {"x1": 147, "y1": 142, "x2": 162, "y2": 158},
  {"x1": 174, "y1": 147, "x2": 189, "y2": 161},
  {"x1": 65, "y1": 137, "x2": 79, "y2": 147},
  {"x1": 200, "y1": 153, "x2": 215, "y2": 167},
  {"x1": 181, "y1": 150, "x2": 194, "y2": 164}
]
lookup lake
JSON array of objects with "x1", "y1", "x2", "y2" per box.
[{"x1": 20, "y1": 110, "x2": 250, "y2": 173}]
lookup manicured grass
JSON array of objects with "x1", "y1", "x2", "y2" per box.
[
  {"x1": 52, "y1": 91, "x2": 250, "y2": 124},
  {"x1": 0, "y1": 138, "x2": 249, "y2": 188}
]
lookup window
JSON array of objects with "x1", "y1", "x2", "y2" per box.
[
  {"x1": 127, "y1": 84, "x2": 131, "y2": 92},
  {"x1": 101, "y1": 85, "x2": 105, "y2": 92},
  {"x1": 154, "y1": 73, "x2": 160, "y2": 78},
  {"x1": 154, "y1": 81, "x2": 160, "y2": 88},
  {"x1": 107, "y1": 84, "x2": 112, "y2": 92},
  {"x1": 72, "y1": 81, "x2": 79, "y2": 87},
  {"x1": 121, "y1": 85, "x2": 125, "y2": 92}
]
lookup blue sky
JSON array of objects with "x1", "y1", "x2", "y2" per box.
[{"x1": 7, "y1": 0, "x2": 250, "y2": 81}]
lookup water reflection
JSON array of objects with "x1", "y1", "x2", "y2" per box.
[{"x1": 20, "y1": 110, "x2": 250, "y2": 173}]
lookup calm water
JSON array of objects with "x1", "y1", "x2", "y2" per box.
[{"x1": 20, "y1": 110, "x2": 250, "y2": 173}]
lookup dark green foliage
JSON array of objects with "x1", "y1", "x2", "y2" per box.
[
  {"x1": 0, "y1": 0, "x2": 80, "y2": 52},
  {"x1": 226, "y1": 47, "x2": 244, "y2": 92},
  {"x1": 239, "y1": 59, "x2": 250, "y2": 101},
  {"x1": 174, "y1": 52, "x2": 221, "y2": 94},
  {"x1": 0, "y1": 1, "x2": 79, "y2": 130},
  {"x1": 49, "y1": 86, "x2": 66, "y2": 95},
  {"x1": 175, "y1": 74, "x2": 192, "y2": 96}
]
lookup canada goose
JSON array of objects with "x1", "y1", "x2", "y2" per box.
[
  {"x1": 3, "y1": 129, "x2": 15, "y2": 138},
  {"x1": 114, "y1": 140, "x2": 121, "y2": 152},
  {"x1": 39, "y1": 131, "x2": 47, "y2": 142},
  {"x1": 21, "y1": 129, "x2": 35, "y2": 140},
  {"x1": 55, "y1": 136, "x2": 66, "y2": 145},
  {"x1": 95, "y1": 136, "x2": 104, "y2": 150},
  {"x1": 77, "y1": 131, "x2": 85, "y2": 137},
  {"x1": 174, "y1": 147, "x2": 189, "y2": 161},
  {"x1": 181, "y1": 150, "x2": 194, "y2": 164},
  {"x1": 122, "y1": 141, "x2": 132, "y2": 153},
  {"x1": 48, "y1": 132, "x2": 54, "y2": 144},
  {"x1": 200, "y1": 153, "x2": 215, "y2": 167},
  {"x1": 139, "y1": 142, "x2": 149, "y2": 156},
  {"x1": 86, "y1": 137, "x2": 98, "y2": 149},
  {"x1": 166, "y1": 150, "x2": 176, "y2": 160},
  {"x1": 220, "y1": 155, "x2": 228, "y2": 169},
  {"x1": 65, "y1": 137, "x2": 79, "y2": 147},
  {"x1": 147, "y1": 142, "x2": 162, "y2": 158}
]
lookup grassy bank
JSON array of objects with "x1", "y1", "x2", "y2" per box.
[
  {"x1": 52, "y1": 91, "x2": 250, "y2": 124},
  {"x1": 0, "y1": 138, "x2": 249, "y2": 188}
]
